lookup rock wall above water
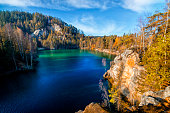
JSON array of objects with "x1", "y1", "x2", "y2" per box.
[
  {"x1": 104, "y1": 49, "x2": 170, "y2": 106},
  {"x1": 104, "y1": 50, "x2": 144, "y2": 103}
]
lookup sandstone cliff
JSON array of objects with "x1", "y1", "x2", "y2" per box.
[
  {"x1": 104, "y1": 50, "x2": 144, "y2": 103},
  {"x1": 104, "y1": 49, "x2": 170, "y2": 108}
]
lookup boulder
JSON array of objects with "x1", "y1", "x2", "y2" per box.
[
  {"x1": 139, "y1": 86, "x2": 170, "y2": 106},
  {"x1": 163, "y1": 86, "x2": 170, "y2": 99},
  {"x1": 139, "y1": 96, "x2": 160, "y2": 106},
  {"x1": 75, "y1": 103, "x2": 109, "y2": 113}
]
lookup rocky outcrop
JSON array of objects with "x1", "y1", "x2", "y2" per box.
[
  {"x1": 53, "y1": 24, "x2": 62, "y2": 32},
  {"x1": 104, "y1": 49, "x2": 170, "y2": 107},
  {"x1": 139, "y1": 86, "x2": 170, "y2": 106},
  {"x1": 104, "y1": 50, "x2": 144, "y2": 103},
  {"x1": 76, "y1": 103, "x2": 109, "y2": 113},
  {"x1": 31, "y1": 28, "x2": 48, "y2": 40}
]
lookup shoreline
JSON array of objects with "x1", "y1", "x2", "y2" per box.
[
  {"x1": 81, "y1": 48, "x2": 119, "y2": 56},
  {"x1": 94, "y1": 49, "x2": 119, "y2": 56}
]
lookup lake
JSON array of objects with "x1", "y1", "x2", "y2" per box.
[{"x1": 0, "y1": 49, "x2": 115, "y2": 113}]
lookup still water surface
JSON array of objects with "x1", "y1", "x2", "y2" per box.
[{"x1": 0, "y1": 49, "x2": 114, "y2": 113}]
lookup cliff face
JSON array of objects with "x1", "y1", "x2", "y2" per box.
[
  {"x1": 104, "y1": 49, "x2": 170, "y2": 107},
  {"x1": 104, "y1": 50, "x2": 144, "y2": 103}
]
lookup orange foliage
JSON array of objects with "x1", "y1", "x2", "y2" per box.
[
  {"x1": 113, "y1": 37, "x2": 119, "y2": 47},
  {"x1": 91, "y1": 44, "x2": 95, "y2": 50},
  {"x1": 127, "y1": 58, "x2": 135, "y2": 67}
]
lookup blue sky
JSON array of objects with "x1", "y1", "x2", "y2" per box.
[{"x1": 0, "y1": 0, "x2": 166, "y2": 36}]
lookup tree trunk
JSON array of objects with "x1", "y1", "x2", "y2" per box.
[{"x1": 30, "y1": 36, "x2": 33, "y2": 69}]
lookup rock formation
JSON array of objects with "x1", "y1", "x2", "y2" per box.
[
  {"x1": 76, "y1": 103, "x2": 109, "y2": 113},
  {"x1": 104, "y1": 49, "x2": 170, "y2": 108},
  {"x1": 104, "y1": 50, "x2": 144, "y2": 103}
]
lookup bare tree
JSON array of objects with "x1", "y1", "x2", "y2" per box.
[
  {"x1": 5, "y1": 24, "x2": 17, "y2": 70},
  {"x1": 14, "y1": 29, "x2": 23, "y2": 60},
  {"x1": 29, "y1": 35, "x2": 33, "y2": 68},
  {"x1": 18, "y1": 28, "x2": 24, "y2": 60}
]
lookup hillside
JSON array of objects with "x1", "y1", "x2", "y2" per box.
[{"x1": 0, "y1": 11, "x2": 84, "y2": 49}]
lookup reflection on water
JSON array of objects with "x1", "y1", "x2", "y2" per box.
[
  {"x1": 99, "y1": 79, "x2": 110, "y2": 108},
  {"x1": 88, "y1": 50, "x2": 116, "y2": 60},
  {"x1": 0, "y1": 49, "x2": 115, "y2": 113}
]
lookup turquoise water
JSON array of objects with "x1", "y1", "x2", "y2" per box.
[{"x1": 0, "y1": 49, "x2": 114, "y2": 113}]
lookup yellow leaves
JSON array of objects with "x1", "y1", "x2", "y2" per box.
[
  {"x1": 141, "y1": 36, "x2": 170, "y2": 91},
  {"x1": 108, "y1": 87, "x2": 118, "y2": 104}
]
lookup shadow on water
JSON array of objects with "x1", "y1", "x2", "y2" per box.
[{"x1": 0, "y1": 70, "x2": 38, "y2": 99}]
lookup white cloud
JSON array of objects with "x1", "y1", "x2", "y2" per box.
[
  {"x1": 0, "y1": 0, "x2": 114, "y2": 10},
  {"x1": 65, "y1": 0, "x2": 115, "y2": 10},
  {"x1": 66, "y1": 0, "x2": 100, "y2": 9},
  {"x1": 0, "y1": 0, "x2": 38, "y2": 7},
  {"x1": 121, "y1": 0, "x2": 164, "y2": 13},
  {"x1": 80, "y1": 15, "x2": 95, "y2": 25},
  {"x1": 0, "y1": 0, "x2": 165, "y2": 12},
  {"x1": 0, "y1": 0, "x2": 71, "y2": 10},
  {"x1": 71, "y1": 15, "x2": 124, "y2": 36}
]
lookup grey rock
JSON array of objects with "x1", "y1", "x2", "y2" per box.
[
  {"x1": 139, "y1": 96, "x2": 160, "y2": 106},
  {"x1": 121, "y1": 50, "x2": 133, "y2": 59},
  {"x1": 114, "y1": 55, "x2": 121, "y2": 64},
  {"x1": 163, "y1": 86, "x2": 170, "y2": 99},
  {"x1": 139, "y1": 86, "x2": 170, "y2": 106},
  {"x1": 122, "y1": 87, "x2": 130, "y2": 98}
]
